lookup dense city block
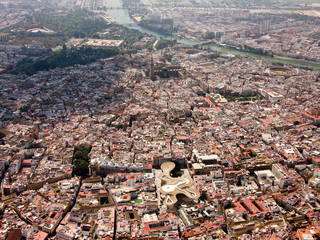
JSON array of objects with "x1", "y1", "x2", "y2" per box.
[{"x1": 0, "y1": 0, "x2": 320, "y2": 239}]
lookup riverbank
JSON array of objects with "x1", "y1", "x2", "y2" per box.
[
  {"x1": 202, "y1": 42, "x2": 320, "y2": 71},
  {"x1": 104, "y1": 0, "x2": 320, "y2": 71}
]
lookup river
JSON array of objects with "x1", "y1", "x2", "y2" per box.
[
  {"x1": 104, "y1": 0, "x2": 320, "y2": 71},
  {"x1": 103, "y1": 0, "x2": 163, "y2": 37}
]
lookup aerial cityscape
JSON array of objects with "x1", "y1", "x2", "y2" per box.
[{"x1": 0, "y1": 0, "x2": 320, "y2": 239}]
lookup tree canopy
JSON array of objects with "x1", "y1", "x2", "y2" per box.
[
  {"x1": 7, "y1": 46, "x2": 119, "y2": 75},
  {"x1": 73, "y1": 147, "x2": 91, "y2": 177}
]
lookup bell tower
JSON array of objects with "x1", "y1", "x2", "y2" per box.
[{"x1": 150, "y1": 54, "x2": 156, "y2": 81}]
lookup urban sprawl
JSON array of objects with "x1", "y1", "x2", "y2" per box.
[{"x1": 0, "y1": 0, "x2": 320, "y2": 240}]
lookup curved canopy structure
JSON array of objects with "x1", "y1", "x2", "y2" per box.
[{"x1": 159, "y1": 161, "x2": 200, "y2": 208}]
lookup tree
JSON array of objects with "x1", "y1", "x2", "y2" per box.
[
  {"x1": 74, "y1": 149, "x2": 89, "y2": 162},
  {"x1": 74, "y1": 159, "x2": 89, "y2": 176},
  {"x1": 73, "y1": 146, "x2": 91, "y2": 177}
]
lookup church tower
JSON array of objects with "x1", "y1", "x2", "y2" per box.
[{"x1": 150, "y1": 54, "x2": 156, "y2": 81}]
